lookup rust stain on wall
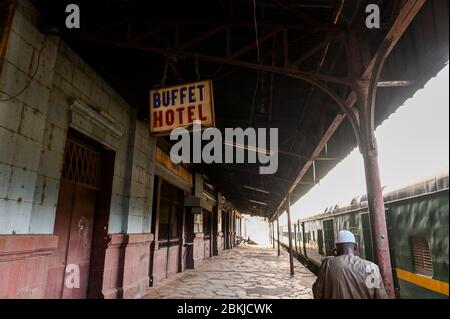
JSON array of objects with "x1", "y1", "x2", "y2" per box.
[{"x1": 0, "y1": 0, "x2": 16, "y2": 75}]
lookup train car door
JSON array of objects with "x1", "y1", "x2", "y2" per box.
[
  {"x1": 361, "y1": 213, "x2": 374, "y2": 261},
  {"x1": 317, "y1": 229, "x2": 324, "y2": 255},
  {"x1": 323, "y1": 219, "x2": 335, "y2": 256},
  {"x1": 385, "y1": 209, "x2": 400, "y2": 295}
]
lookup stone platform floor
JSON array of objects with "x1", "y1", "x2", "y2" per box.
[{"x1": 143, "y1": 245, "x2": 316, "y2": 299}]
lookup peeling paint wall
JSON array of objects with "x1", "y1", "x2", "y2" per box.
[
  {"x1": 0, "y1": 0, "x2": 155, "y2": 235},
  {"x1": 0, "y1": 0, "x2": 16, "y2": 75}
]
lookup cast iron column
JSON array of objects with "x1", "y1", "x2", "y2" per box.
[
  {"x1": 272, "y1": 222, "x2": 275, "y2": 248},
  {"x1": 356, "y1": 83, "x2": 395, "y2": 299},
  {"x1": 294, "y1": 223, "x2": 298, "y2": 252},
  {"x1": 276, "y1": 212, "x2": 280, "y2": 256},
  {"x1": 268, "y1": 222, "x2": 271, "y2": 245},
  {"x1": 286, "y1": 196, "x2": 295, "y2": 276},
  {"x1": 301, "y1": 222, "x2": 307, "y2": 258}
]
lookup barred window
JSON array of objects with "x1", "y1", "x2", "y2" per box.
[
  {"x1": 62, "y1": 137, "x2": 101, "y2": 190},
  {"x1": 411, "y1": 236, "x2": 433, "y2": 277}
]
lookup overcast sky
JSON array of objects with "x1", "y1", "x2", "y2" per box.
[{"x1": 248, "y1": 63, "x2": 449, "y2": 237}]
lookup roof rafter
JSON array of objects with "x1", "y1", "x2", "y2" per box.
[
  {"x1": 42, "y1": 31, "x2": 354, "y2": 87},
  {"x1": 272, "y1": 0, "x2": 322, "y2": 27},
  {"x1": 270, "y1": 0, "x2": 427, "y2": 222}
]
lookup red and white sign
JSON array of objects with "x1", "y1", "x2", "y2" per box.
[{"x1": 149, "y1": 80, "x2": 215, "y2": 134}]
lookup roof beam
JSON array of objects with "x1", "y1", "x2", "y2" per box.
[
  {"x1": 287, "y1": 2, "x2": 345, "y2": 152},
  {"x1": 178, "y1": 25, "x2": 225, "y2": 50},
  {"x1": 228, "y1": 28, "x2": 281, "y2": 60},
  {"x1": 126, "y1": 24, "x2": 171, "y2": 45},
  {"x1": 270, "y1": 0, "x2": 426, "y2": 221},
  {"x1": 377, "y1": 80, "x2": 414, "y2": 87},
  {"x1": 130, "y1": 19, "x2": 339, "y2": 31},
  {"x1": 362, "y1": 0, "x2": 427, "y2": 80},
  {"x1": 287, "y1": 112, "x2": 346, "y2": 198},
  {"x1": 270, "y1": 111, "x2": 346, "y2": 222},
  {"x1": 290, "y1": 38, "x2": 331, "y2": 68},
  {"x1": 212, "y1": 165, "x2": 291, "y2": 183},
  {"x1": 290, "y1": 31, "x2": 342, "y2": 68},
  {"x1": 43, "y1": 31, "x2": 354, "y2": 86},
  {"x1": 272, "y1": 0, "x2": 321, "y2": 27}
]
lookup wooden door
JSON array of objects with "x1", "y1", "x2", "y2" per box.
[
  {"x1": 49, "y1": 180, "x2": 96, "y2": 298},
  {"x1": 157, "y1": 181, "x2": 183, "y2": 278}
]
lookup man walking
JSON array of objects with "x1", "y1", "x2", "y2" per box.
[{"x1": 312, "y1": 230, "x2": 388, "y2": 299}]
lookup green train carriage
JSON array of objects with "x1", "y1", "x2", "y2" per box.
[{"x1": 280, "y1": 174, "x2": 449, "y2": 299}]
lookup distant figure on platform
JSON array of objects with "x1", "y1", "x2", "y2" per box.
[
  {"x1": 312, "y1": 230, "x2": 388, "y2": 299},
  {"x1": 239, "y1": 236, "x2": 250, "y2": 246}
]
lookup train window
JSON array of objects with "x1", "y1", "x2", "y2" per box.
[{"x1": 411, "y1": 236, "x2": 433, "y2": 277}]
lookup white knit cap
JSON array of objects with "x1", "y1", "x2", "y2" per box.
[{"x1": 336, "y1": 230, "x2": 356, "y2": 244}]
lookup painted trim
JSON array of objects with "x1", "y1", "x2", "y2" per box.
[
  {"x1": 155, "y1": 163, "x2": 193, "y2": 192},
  {"x1": 156, "y1": 146, "x2": 193, "y2": 185},
  {"x1": 396, "y1": 268, "x2": 449, "y2": 296},
  {"x1": 0, "y1": 0, "x2": 16, "y2": 76},
  {"x1": 71, "y1": 99, "x2": 125, "y2": 136}
]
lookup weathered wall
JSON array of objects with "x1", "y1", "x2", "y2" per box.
[
  {"x1": 0, "y1": 234, "x2": 58, "y2": 298},
  {"x1": 120, "y1": 120, "x2": 156, "y2": 234},
  {"x1": 0, "y1": 0, "x2": 59, "y2": 234},
  {"x1": 0, "y1": 0, "x2": 155, "y2": 236},
  {"x1": 0, "y1": 0, "x2": 15, "y2": 75},
  {"x1": 0, "y1": 0, "x2": 156, "y2": 299},
  {"x1": 152, "y1": 245, "x2": 181, "y2": 286}
]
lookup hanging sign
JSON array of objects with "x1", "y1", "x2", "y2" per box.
[{"x1": 149, "y1": 80, "x2": 215, "y2": 135}]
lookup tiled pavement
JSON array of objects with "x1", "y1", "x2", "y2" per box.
[{"x1": 143, "y1": 245, "x2": 316, "y2": 299}]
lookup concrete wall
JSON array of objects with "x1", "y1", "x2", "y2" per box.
[
  {"x1": 0, "y1": 0, "x2": 59, "y2": 234},
  {"x1": 0, "y1": 1, "x2": 15, "y2": 72},
  {"x1": 0, "y1": 0, "x2": 155, "y2": 236},
  {"x1": 0, "y1": 0, "x2": 233, "y2": 299},
  {"x1": 0, "y1": 0, "x2": 157, "y2": 298}
]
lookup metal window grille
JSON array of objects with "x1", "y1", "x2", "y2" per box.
[
  {"x1": 62, "y1": 137, "x2": 101, "y2": 190},
  {"x1": 411, "y1": 236, "x2": 433, "y2": 277}
]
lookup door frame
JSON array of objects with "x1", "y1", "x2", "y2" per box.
[
  {"x1": 323, "y1": 219, "x2": 335, "y2": 256},
  {"x1": 52, "y1": 128, "x2": 115, "y2": 299},
  {"x1": 149, "y1": 176, "x2": 186, "y2": 282}
]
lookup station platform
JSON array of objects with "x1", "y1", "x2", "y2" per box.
[{"x1": 143, "y1": 245, "x2": 316, "y2": 299}]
